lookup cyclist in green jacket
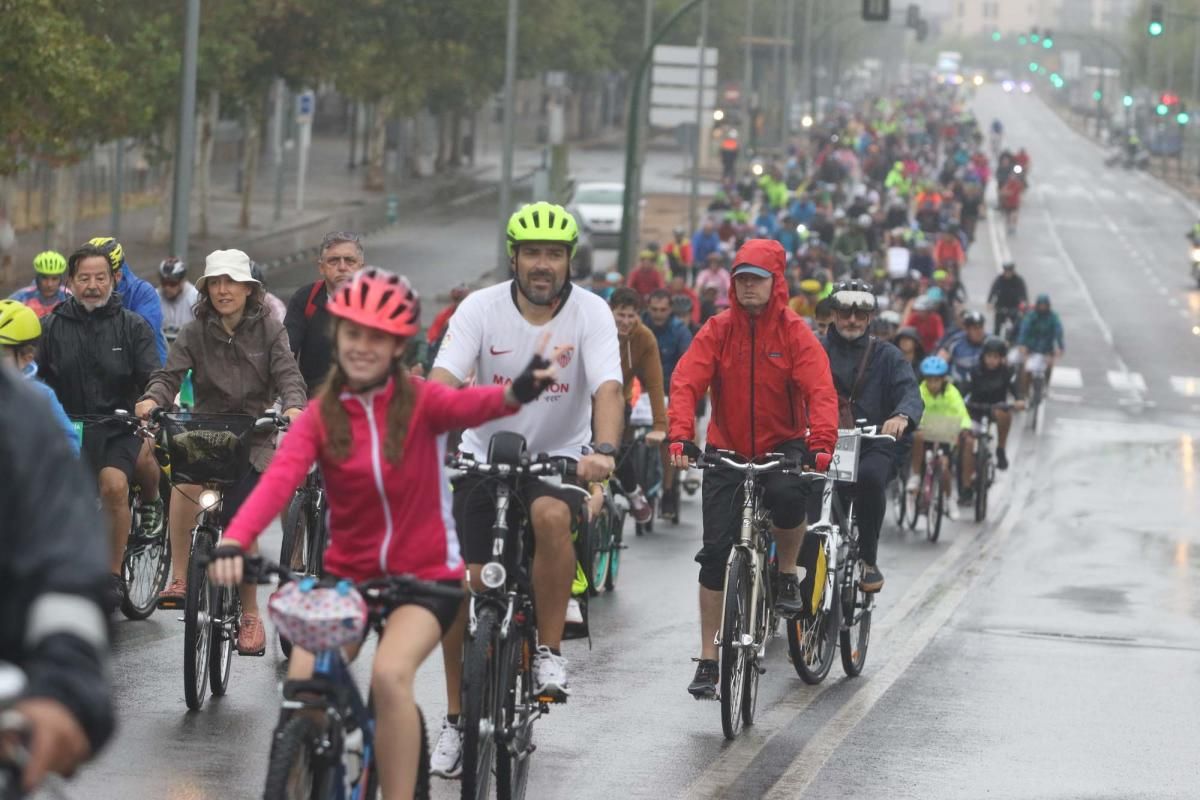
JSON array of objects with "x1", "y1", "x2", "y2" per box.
[{"x1": 908, "y1": 355, "x2": 975, "y2": 505}]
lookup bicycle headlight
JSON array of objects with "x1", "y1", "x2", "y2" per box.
[
  {"x1": 198, "y1": 489, "x2": 221, "y2": 511},
  {"x1": 1190, "y1": 247, "x2": 1200, "y2": 261},
  {"x1": 480, "y1": 562, "x2": 507, "y2": 589}
]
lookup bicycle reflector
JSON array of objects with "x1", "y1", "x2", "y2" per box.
[{"x1": 481, "y1": 562, "x2": 507, "y2": 589}]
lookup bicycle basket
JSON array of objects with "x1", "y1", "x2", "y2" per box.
[
  {"x1": 921, "y1": 414, "x2": 965, "y2": 446},
  {"x1": 160, "y1": 412, "x2": 255, "y2": 485},
  {"x1": 268, "y1": 579, "x2": 368, "y2": 652}
]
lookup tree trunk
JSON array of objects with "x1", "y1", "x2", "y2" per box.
[
  {"x1": 239, "y1": 104, "x2": 262, "y2": 229},
  {"x1": 198, "y1": 89, "x2": 220, "y2": 238},
  {"x1": 449, "y1": 111, "x2": 463, "y2": 168},
  {"x1": 150, "y1": 119, "x2": 176, "y2": 245},
  {"x1": 364, "y1": 100, "x2": 390, "y2": 191}
]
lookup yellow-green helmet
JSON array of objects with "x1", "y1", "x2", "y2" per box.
[
  {"x1": 33, "y1": 250, "x2": 67, "y2": 276},
  {"x1": 505, "y1": 202, "x2": 578, "y2": 257},
  {"x1": 87, "y1": 236, "x2": 125, "y2": 271},
  {"x1": 0, "y1": 299, "x2": 42, "y2": 345}
]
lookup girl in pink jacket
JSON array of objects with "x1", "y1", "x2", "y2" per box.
[{"x1": 209, "y1": 268, "x2": 555, "y2": 800}]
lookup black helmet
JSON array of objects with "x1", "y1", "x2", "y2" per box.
[
  {"x1": 670, "y1": 294, "x2": 694, "y2": 314},
  {"x1": 830, "y1": 278, "x2": 877, "y2": 311},
  {"x1": 981, "y1": 336, "x2": 1008, "y2": 356},
  {"x1": 250, "y1": 261, "x2": 266, "y2": 285},
  {"x1": 158, "y1": 257, "x2": 187, "y2": 281},
  {"x1": 962, "y1": 309, "x2": 985, "y2": 327},
  {"x1": 1001, "y1": 261, "x2": 1016, "y2": 271}
]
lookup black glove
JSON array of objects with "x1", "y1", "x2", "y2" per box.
[{"x1": 510, "y1": 354, "x2": 554, "y2": 404}]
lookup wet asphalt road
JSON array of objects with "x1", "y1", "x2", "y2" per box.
[{"x1": 68, "y1": 87, "x2": 1200, "y2": 799}]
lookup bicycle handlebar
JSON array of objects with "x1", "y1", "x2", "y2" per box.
[{"x1": 234, "y1": 556, "x2": 465, "y2": 602}]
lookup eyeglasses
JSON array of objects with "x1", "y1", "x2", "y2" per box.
[{"x1": 835, "y1": 308, "x2": 871, "y2": 321}]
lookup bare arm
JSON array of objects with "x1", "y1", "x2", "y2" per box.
[{"x1": 427, "y1": 366, "x2": 464, "y2": 389}]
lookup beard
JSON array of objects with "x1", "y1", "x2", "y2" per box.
[
  {"x1": 78, "y1": 284, "x2": 114, "y2": 312},
  {"x1": 516, "y1": 268, "x2": 564, "y2": 307}
]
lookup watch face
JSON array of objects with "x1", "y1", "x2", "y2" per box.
[{"x1": 593, "y1": 444, "x2": 616, "y2": 456}]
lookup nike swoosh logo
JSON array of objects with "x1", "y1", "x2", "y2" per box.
[{"x1": 490, "y1": 346, "x2": 513, "y2": 355}]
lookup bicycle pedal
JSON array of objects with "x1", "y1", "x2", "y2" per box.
[
  {"x1": 537, "y1": 694, "x2": 567, "y2": 705},
  {"x1": 237, "y1": 649, "x2": 267, "y2": 657}
]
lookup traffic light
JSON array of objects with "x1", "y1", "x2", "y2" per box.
[
  {"x1": 905, "y1": 3, "x2": 920, "y2": 27},
  {"x1": 1042, "y1": 30, "x2": 1054, "y2": 48},
  {"x1": 915, "y1": 18, "x2": 928, "y2": 42},
  {"x1": 1018, "y1": 35, "x2": 1028, "y2": 46},
  {"x1": 1123, "y1": 94, "x2": 1134, "y2": 107},
  {"x1": 1030, "y1": 26, "x2": 1040, "y2": 44},
  {"x1": 1029, "y1": 61, "x2": 1039, "y2": 73},
  {"x1": 1178, "y1": 109, "x2": 1190, "y2": 125},
  {"x1": 991, "y1": 31, "x2": 1002, "y2": 42},
  {"x1": 862, "y1": 0, "x2": 890, "y2": 22},
  {"x1": 1149, "y1": 2, "x2": 1164, "y2": 36},
  {"x1": 1093, "y1": 89, "x2": 1103, "y2": 101},
  {"x1": 1161, "y1": 91, "x2": 1179, "y2": 106},
  {"x1": 1157, "y1": 103, "x2": 1169, "y2": 115}
]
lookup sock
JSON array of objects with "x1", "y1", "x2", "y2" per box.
[
  {"x1": 549, "y1": 647, "x2": 561, "y2": 657},
  {"x1": 446, "y1": 713, "x2": 459, "y2": 725}
]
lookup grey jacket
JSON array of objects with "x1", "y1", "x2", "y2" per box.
[{"x1": 141, "y1": 305, "x2": 306, "y2": 471}]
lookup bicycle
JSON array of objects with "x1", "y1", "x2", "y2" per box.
[
  {"x1": 684, "y1": 443, "x2": 789, "y2": 740},
  {"x1": 278, "y1": 467, "x2": 329, "y2": 656},
  {"x1": 622, "y1": 400, "x2": 663, "y2": 535},
  {"x1": 1024, "y1": 353, "x2": 1048, "y2": 431},
  {"x1": 787, "y1": 427, "x2": 895, "y2": 684},
  {"x1": 994, "y1": 305, "x2": 1023, "y2": 344},
  {"x1": 71, "y1": 412, "x2": 171, "y2": 621},
  {"x1": 155, "y1": 408, "x2": 283, "y2": 710},
  {"x1": 588, "y1": 480, "x2": 627, "y2": 594},
  {"x1": 908, "y1": 416, "x2": 962, "y2": 543},
  {"x1": 966, "y1": 403, "x2": 1003, "y2": 522},
  {"x1": 446, "y1": 433, "x2": 589, "y2": 800},
  {"x1": 246, "y1": 559, "x2": 460, "y2": 800}
]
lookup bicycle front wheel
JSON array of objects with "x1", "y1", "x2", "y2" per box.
[
  {"x1": 889, "y1": 477, "x2": 907, "y2": 530},
  {"x1": 928, "y1": 464, "x2": 945, "y2": 543},
  {"x1": 209, "y1": 585, "x2": 236, "y2": 697},
  {"x1": 121, "y1": 521, "x2": 171, "y2": 620},
  {"x1": 461, "y1": 606, "x2": 500, "y2": 800},
  {"x1": 262, "y1": 715, "x2": 335, "y2": 800},
  {"x1": 605, "y1": 508, "x2": 625, "y2": 591},
  {"x1": 787, "y1": 574, "x2": 839, "y2": 684},
  {"x1": 839, "y1": 557, "x2": 873, "y2": 677},
  {"x1": 496, "y1": 631, "x2": 535, "y2": 800},
  {"x1": 974, "y1": 447, "x2": 990, "y2": 523},
  {"x1": 183, "y1": 538, "x2": 213, "y2": 710},
  {"x1": 590, "y1": 506, "x2": 613, "y2": 593},
  {"x1": 719, "y1": 550, "x2": 750, "y2": 740}
]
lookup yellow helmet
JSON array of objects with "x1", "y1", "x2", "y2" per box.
[
  {"x1": 505, "y1": 202, "x2": 578, "y2": 257},
  {"x1": 33, "y1": 251, "x2": 67, "y2": 276},
  {"x1": 0, "y1": 299, "x2": 43, "y2": 346},
  {"x1": 87, "y1": 236, "x2": 125, "y2": 271}
]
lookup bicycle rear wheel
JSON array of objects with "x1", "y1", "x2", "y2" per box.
[
  {"x1": 787, "y1": 569, "x2": 839, "y2": 684},
  {"x1": 183, "y1": 536, "x2": 213, "y2": 710},
  {"x1": 839, "y1": 556, "x2": 873, "y2": 677},
  {"x1": 974, "y1": 446, "x2": 990, "y2": 523},
  {"x1": 928, "y1": 463, "x2": 945, "y2": 543},
  {"x1": 121, "y1": 522, "x2": 171, "y2": 620},
  {"x1": 605, "y1": 509, "x2": 625, "y2": 591},
  {"x1": 209, "y1": 585, "x2": 236, "y2": 697},
  {"x1": 889, "y1": 477, "x2": 907, "y2": 530},
  {"x1": 719, "y1": 551, "x2": 750, "y2": 740},
  {"x1": 262, "y1": 715, "x2": 335, "y2": 800},
  {"x1": 461, "y1": 606, "x2": 500, "y2": 800},
  {"x1": 590, "y1": 507, "x2": 612, "y2": 593},
  {"x1": 1029, "y1": 376, "x2": 1044, "y2": 431},
  {"x1": 496, "y1": 631, "x2": 535, "y2": 800}
]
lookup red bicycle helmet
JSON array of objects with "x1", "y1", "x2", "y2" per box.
[{"x1": 328, "y1": 268, "x2": 420, "y2": 337}]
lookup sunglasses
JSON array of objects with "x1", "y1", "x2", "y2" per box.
[{"x1": 836, "y1": 308, "x2": 871, "y2": 321}]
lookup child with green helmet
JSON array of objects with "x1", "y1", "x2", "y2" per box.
[{"x1": 8, "y1": 250, "x2": 70, "y2": 319}]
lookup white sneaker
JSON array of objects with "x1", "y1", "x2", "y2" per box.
[
  {"x1": 533, "y1": 646, "x2": 571, "y2": 699},
  {"x1": 565, "y1": 597, "x2": 584, "y2": 625},
  {"x1": 629, "y1": 488, "x2": 652, "y2": 524},
  {"x1": 905, "y1": 474, "x2": 920, "y2": 493},
  {"x1": 429, "y1": 716, "x2": 463, "y2": 778}
]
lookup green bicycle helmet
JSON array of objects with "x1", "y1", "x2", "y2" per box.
[
  {"x1": 33, "y1": 251, "x2": 67, "y2": 276},
  {"x1": 505, "y1": 202, "x2": 579, "y2": 257}
]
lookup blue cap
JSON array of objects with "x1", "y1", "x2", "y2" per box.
[{"x1": 732, "y1": 264, "x2": 772, "y2": 279}]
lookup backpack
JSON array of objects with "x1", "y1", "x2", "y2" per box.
[
  {"x1": 303, "y1": 281, "x2": 324, "y2": 320},
  {"x1": 835, "y1": 337, "x2": 875, "y2": 429}
]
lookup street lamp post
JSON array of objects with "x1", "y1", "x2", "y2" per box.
[
  {"x1": 688, "y1": 0, "x2": 709, "y2": 237},
  {"x1": 170, "y1": 0, "x2": 200, "y2": 261},
  {"x1": 742, "y1": 0, "x2": 756, "y2": 149},
  {"x1": 496, "y1": 0, "x2": 519, "y2": 273}
]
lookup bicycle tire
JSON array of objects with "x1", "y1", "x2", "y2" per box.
[
  {"x1": 209, "y1": 584, "x2": 235, "y2": 697},
  {"x1": 576, "y1": 510, "x2": 598, "y2": 599},
  {"x1": 278, "y1": 492, "x2": 309, "y2": 658},
  {"x1": 786, "y1": 565, "x2": 839, "y2": 684},
  {"x1": 928, "y1": 463, "x2": 944, "y2": 543},
  {"x1": 262, "y1": 714, "x2": 335, "y2": 800},
  {"x1": 839, "y1": 558, "x2": 872, "y2": 677},
  {"x1": 306, "y1": 495, "x2": 329, "y2": 579},
  {"x1": 889, "y1": 477, "x2": 907, "y2": 530},
  {"x1": 590, "y1": 506, "x2": 612, "y2": 594},
  {"x1": 120, "y1": 522, "x2": 171, "y2": 620},
  {"x1": 974, "y1": 445, "x2": 989, "y2": 523},
  {"x1": 719, "y1": 550, "x2": 750, "y2": 740},
  {"x1": 605, "y1": 509, "x2": 625, "y2": 591},
  {"x1": 183, "y1": 536, "x2": 213, "y2": 710},
  {"x1": 461, "y1": 606, "x2": 500, "y2": 800},
  {"x1": 1029, "y1": 376, "x2": 1043, "y2": 431},
  {"x1": 742, "y1": 560, "x2": 769, "y2": 728},
  {"x1": 495, "y1": 632, "x2": 534, "y2": 800}
]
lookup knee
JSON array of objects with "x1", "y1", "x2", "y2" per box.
[
  {"x1": 98, "y1": 471, "x2": 128, "y2": 505},
  {"x1": 371, "y1": 659, "x2": 417, "y2": 706},
  {"x1": 531, "y1": 501, "x2": 572, "y2": 542}
]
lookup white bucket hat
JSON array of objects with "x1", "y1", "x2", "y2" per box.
[{"x1": 197, "y1": 249, "x2": 259, "y2": 290}]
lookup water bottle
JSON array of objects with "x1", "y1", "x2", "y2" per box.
[{"x1": 179, "y1": 369, "x2": 195, "y2": 409}]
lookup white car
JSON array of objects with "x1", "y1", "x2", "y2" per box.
[{"x1": 568, "y1": 182, "x2": 627, "y2": 247}]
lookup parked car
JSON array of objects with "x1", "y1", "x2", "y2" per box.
[{"x1": 568, "y1": 181, "x2": 626, "y2": 248}]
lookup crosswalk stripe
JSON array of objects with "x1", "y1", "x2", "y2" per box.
[
  {"x1": 1049, "y1": 366, "x2": 1083, "y2": 389},
  {"x1": 1107, "y1": 370, "x2": 1148, "y2": 392},
  {"x1": 1170, "y1": 376, "x2": 1200, "y2": 396}
]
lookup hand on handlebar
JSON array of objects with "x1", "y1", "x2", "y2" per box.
[
  {"x1": 576, "y1": 453, "x2": 615, "y2": 482},
  {"x1": 880, "y1": 415, "x2": 909, "y2": 439},
  {"x1": 134, "y1": 399, "x2": 158, "y2": 421},
  {"x1": 802, "y1": 450, "x2": 833, "y2": 472},
  {"x1": 10, "y1": 697, "x2": 90, "y2": 792},
  {"x1": 207, "y1": 540, "x2": 246, "y2": 587},
  {"x1": 669, "y1": 440, "x2": 697, "y2": 469}
]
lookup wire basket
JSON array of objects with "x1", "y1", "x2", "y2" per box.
[{"x1": 159, "y1": 412, "x2": 256, "y2": 486}]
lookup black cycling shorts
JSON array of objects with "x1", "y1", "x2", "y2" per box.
[
  {"x1": 696, "y1": 439, "x2": 813, "y2": 592},
  {"x1": 452, "y1": 470, "x2": 586, "y2": 566},
  {"x1": 328, "y1": 574, "x2": 463, "y2": 637},
  {"x1": 82, "y1": 423, "x2": 143, "y2": 482}
]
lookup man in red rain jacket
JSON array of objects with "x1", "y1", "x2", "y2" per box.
[{"x1": 667, "y1": 237, "x2": 838, "y2": 700}]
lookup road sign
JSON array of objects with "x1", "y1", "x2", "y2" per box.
[
  {"x1": 1060, "y1": 50, "x2": 1081, "y2": 80},
  {"x1": 295, "y1": 90, "x2": 315, "y2": 123},
  {"x1": 650, "y1": 45, "x2": 719, "y2": 131}
]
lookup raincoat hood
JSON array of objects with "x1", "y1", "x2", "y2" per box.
[{"x1": 729, "y1": 238, "x2": 789, "y2": 320}]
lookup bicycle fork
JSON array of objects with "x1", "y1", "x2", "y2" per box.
[{"x1": 716, "y1": 480, "x2": 764, "y2": 658}]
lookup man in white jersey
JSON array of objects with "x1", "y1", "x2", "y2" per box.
[{"x1": 428, "y1": 201, "x2": 623, "y2": 777}]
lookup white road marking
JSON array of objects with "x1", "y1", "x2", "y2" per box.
[
  {"x1": 1049, "y1": 365, "x2": 1083, "y2": 389},
  {"x1": 1170, "y1": 376, "x2": 1200, "y2": 396},
  {"x1": 1107, "y1": 370, "x2": 1148, "y2": 392},
  {"x1": 1047, "y1": 392, "x2": 1085, "y2": 403}
]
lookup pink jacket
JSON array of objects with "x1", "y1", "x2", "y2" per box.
[{"x1": 225, "y1": 377, "x2": 517, "y2": 582}]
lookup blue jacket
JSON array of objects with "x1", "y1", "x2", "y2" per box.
[
  {"x1": 643, "y1": 314, "x2": 692, "y2": 389},
  {"x1": 822, "y1": 326, "x2": 924, "y2": 433},
  {"x1": 1017, "y1": 310, "x2": 1064, "y2": 354},
  {"x1": 116, "y1": 264, "x2": 167, "y2": 364},
  {"x1": 22, "y1": 362, "x2": 80, "y2": 453},
  {"x1": 691, "y1": 231, "x2": 722, "y2": 266}
]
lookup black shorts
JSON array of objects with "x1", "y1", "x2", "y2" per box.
[
  {"x1": 452, "y1": 470, "x2": 586, "y2": 566},
  {"x1": 696, "y1": 440, "x2": 813, "y2": 592},
  {"x1": 216, "y1": 468, "x2": 261, "y2": 527},
  {"x1": 328, "y1": 574, "x2": 463, "y2": 637},
  {"x1": 81, "y1": 423, "x2": 143, "y2": 482}
]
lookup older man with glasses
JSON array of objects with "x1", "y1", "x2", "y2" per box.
[
  {"x1": 820, "y1": 279, "x2": 923, "y2": 593},
  {"x1": 283, "y1": 231, "x2": 365, "y2": 394}
]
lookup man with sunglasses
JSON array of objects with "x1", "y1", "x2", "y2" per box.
[
  {"x1": 667, "y1": 238, "x2": 839, "y2": 699},
  {"x1": 821, "y1": 279, "x2": 923, "y2": 593},
  {"x1": 283, "y1": 231, "x2": 365, "y2": 394}
]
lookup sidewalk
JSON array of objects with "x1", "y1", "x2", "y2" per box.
[{"x1": 2, "y1": 127, "x2": 621, "y2": 294}]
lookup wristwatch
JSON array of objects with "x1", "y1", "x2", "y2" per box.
[{"x1": 590, "y1": 442, "x2": 618, "y2": 458}]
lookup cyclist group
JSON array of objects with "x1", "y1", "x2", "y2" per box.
[{"x1": 2, "y1": 82, "x2": 1068, "y2": 799}]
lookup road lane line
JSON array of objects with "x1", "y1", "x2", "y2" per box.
[
  {"x1": 1049, "y1": 365, "x2": 1083, "y2": 389},
  {"x1": 986, "y1": 210, "x2": 1008, "y2": 272},
  {"x1": 763, "y1": 468, "x2": 1030, "y2": 799}
]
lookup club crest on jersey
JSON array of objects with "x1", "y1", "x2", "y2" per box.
[{"x1": 556, "y1": 346, "x2": 575, "y2": 369}]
